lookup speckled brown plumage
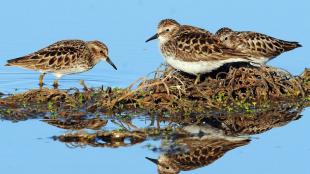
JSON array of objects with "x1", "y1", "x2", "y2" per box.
[
  {"x1": 5, "y1": 39, "x2": 116, "y2": 88},
  {"x1": 215, "y1": 27, "x2": 302, "y2": 60},
  {"x1": 146, "y1": 19, "x2": 252, "y2": 75},
  {"x1": 158, "y1": 19, "x2": 250, "y2": 62},
  {"x1": 166, "y1": 138, "x2": 249, "y2": 173},
  {"x1": 8, "y1": 40, "x2": 93, "y2": 72},
  {"x1": 149, "y1": 135, "x2": 250, "y2": 174},
  {"x1": 162, "y1": 29, "x2": 250, "y2": 62}
]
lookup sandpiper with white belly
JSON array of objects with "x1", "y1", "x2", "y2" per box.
[{"x1": 145, "y1": 19, "x2": 252, "y2": 83}]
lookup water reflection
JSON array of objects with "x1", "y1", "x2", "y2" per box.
[
  {"x1": 0, "y1": 86, "x2": 308, "y2": 174},
  {"x1": 11, "y1": 100, "x2": 301, "y2": 173},
  {"x1": 43, "y1": 117, "x2": 108, "y2": 130},
  {"x1": 199, "y1": 103, "x2": 303, "y2": 136},
  {"x1": 0, "y1": 69, "x2": 307, "y2": 173},
  {"x1": 146, "y1": 125, "x2": 250, "y2": 174}
]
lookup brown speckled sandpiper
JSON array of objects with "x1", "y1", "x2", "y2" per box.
[
  {"x1": 145, "y1": 19, "x2": 251, "y2": 80},
  {"x1": 146, "y1": 125, "x2": 250, "y2": 174},
  {"x1": 5, "y1": 40, "x2": 117, "y2": 88},
  {"x1": 215, "y1": 27, "x2": 301, "y2": 63}
]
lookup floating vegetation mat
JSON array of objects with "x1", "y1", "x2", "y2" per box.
[
  {"x1": 0, "y1": 64, "x2": 309, "y2": 121},
  {"x1": 46, "y1": 99, "x2": 306, "y2": 174},
  {"x1": 0, "y1": 65, "x2": 308, "y2": 174},
  {"x1": 52, "y1": 100, "x2": 304, "y2": 147}
]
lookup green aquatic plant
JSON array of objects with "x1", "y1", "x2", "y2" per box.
[{"x1": 47, "y1": 101, "x2": 57, "y2": 119}]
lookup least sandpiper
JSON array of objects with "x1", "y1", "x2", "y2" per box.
[
  {"x1": 5, "y1": 40, "x2": 117, "y2": 88},
  {"x1": 145, "y1": 19, "x2": 251, "y2": 81},
  {"x1": 146, "y1": 125, "x2": 250, "y2": 174},
  {"x1": 215, "y1": 27, "x2": 301, "y2": 63},
  {"x1": 147, "y1": 139, "x2": 249, "y2": 174}
]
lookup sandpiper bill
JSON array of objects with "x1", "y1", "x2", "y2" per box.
[{"x1": 5, "y1": 40, "x2": 117, "y2": 88}]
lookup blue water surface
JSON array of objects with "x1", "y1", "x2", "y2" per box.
[{"x1": 0, "y1": 0, "x2": 309, "y2": 174}]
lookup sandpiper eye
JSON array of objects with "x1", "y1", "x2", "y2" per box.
[
  {"x1": 100, "y1": 51, "x2": 104, "y2": 54},
  {"x1": 224, "y1": 37, "x2": 228, "y2": 40},
  {"x1": 166, "y1": 167, "x2": 170, "y2": 169},
  {"x1": 166, "y1": 29, "x2": 170, "y2": 32}
]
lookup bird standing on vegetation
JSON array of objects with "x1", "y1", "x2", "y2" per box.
[
  {"x1": 5, "y1": 40, "x2": 117, "y2": 88},
  {"x1": 145, "y1": 19, "x2": 253, "y2": 83},
  {"x1": 215, "y1": 27, "x2": 301, "y2": 63},
  {"x1": 146, "y1": 19, "x2": 301, "y2": 84}
]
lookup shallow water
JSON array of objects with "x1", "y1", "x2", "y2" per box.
[
  {"x1": 0, "y1": 106, "x2": 309, "y2": 174},
  {"x1": 0, "y1": 1, "x2": 309, "y2": 174}
]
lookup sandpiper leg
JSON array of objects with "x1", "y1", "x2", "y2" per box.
[
  {"x1": 250, "y1": 62, "x2": 263, "y2": 67},
  {"x1": 39, "y1": 73, "x2": 46, "y2": 88},
  {"x1": 53, "y1": 79, "x2": 59, "y2": 89},
  {"x1": 194, "y1": 74, "x2": 201, "y2": 84},
  {"x1": 79, "y1": 80, "x2": 89, "y2": 91},
  {"x1": 166, "y1": 65, "x2": 175, "y2": 72}
]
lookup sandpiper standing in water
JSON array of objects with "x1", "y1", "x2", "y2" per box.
[
  {"x1": 5, "y1": 40, "x2": 117, "y2": 88},
  {"x1": 215, "y1": 27, "x2": 301, "y2": 63},
  {"x1": 145, "y1": 19, "x2": 251, "y2": 83}
]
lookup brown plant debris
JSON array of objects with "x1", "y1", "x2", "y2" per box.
[
  {"x1": 53, "y1": 127, "x2": 179, "y2": 148},
  {"x1": 98, "y1": 64, "x2": 309, "y2": 114},
  {"x1": 0, "y1": 64, "x2": 309, "y2": 120},
  {"x1": 51, "y1": 99, "x2": 303, "y2": 150}
]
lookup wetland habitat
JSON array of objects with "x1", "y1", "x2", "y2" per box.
[{"x1": 0, "y1": 1, "x2": 309, "y2": 174}]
